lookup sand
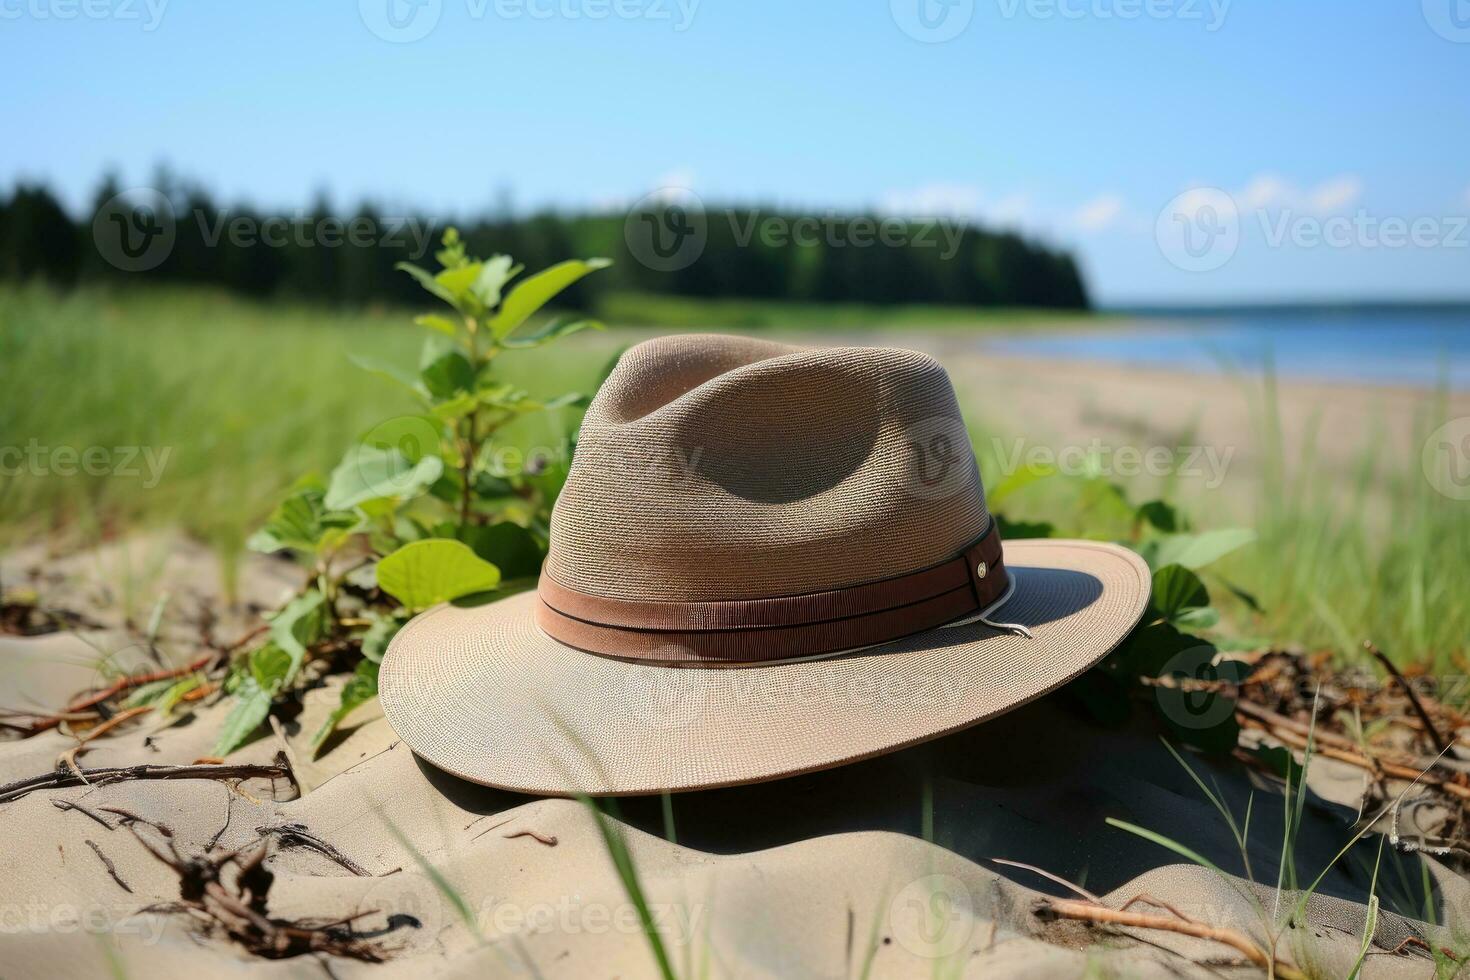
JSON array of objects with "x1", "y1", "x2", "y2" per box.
[
  {"x1": 2, "y1": 532, "x2": 1466, "y2": 978},
  {"x1": 2, "y1": 351, "x2": 1468, "y2": 978}
]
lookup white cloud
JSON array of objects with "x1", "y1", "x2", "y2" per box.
[
  {"x1": 1239, "y1": 174, "x2": 1290, "y2": 210},
  {"x1": 1307, "y1": 175, "x2": 1363, "y2": 213},
  {"x1": 1072, "y1": 194, "x2": 1124, "y2": 232},
  {"x1": 1230, "y1": 172, "x2": 1363, "y2": 214}
]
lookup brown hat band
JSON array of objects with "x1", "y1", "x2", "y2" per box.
[{"x1": 534, "y1": 523, "x2": 1008, "y2": 666}]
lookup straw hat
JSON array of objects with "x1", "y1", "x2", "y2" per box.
[{"x1": 380, "y1": 334, "x2": 1150, "y2": 795}]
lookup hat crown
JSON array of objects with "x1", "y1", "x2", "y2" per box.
[{"x1": 545, "y1": 334, "x2": 990, "y2": 602}]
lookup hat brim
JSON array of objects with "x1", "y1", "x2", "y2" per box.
[{"x1": 378, "y1": 539, "x2": 1151, "y2": 796}]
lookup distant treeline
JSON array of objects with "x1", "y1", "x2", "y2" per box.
[{"x1": 0, "y1": 174, "x2": 1090, "y2": 311}]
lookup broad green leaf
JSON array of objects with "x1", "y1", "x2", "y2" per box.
[
  {"x1": 1173, "y1": 606, "x2": 1221, "y2": 630},
  {"x1": 420, "y1": 349, "x2": 475, "y2": 400},
  {"x1": 430, "y1": 392, "x2": 479, "y2": 422},
  {"x1": 490, "y1": 258, "x2": 611, "y2": 340},
  {"x1": 377, "y1": 539, "x2": 501, "y2": 610},
  {"x1": 349, "y1": 352, "x2": 428, "y2": 398},
  {"x1": 1139, "y1": 528, "x2": 1256, "y2": 571},
  {"x1": 362, "y1": 415, "x2": 442, "y2": 463},
  {"x1": 1111, "y1": 622, "x2": 1202, "y2": 678},
  {"x1": 359, "y1": 615, "x2": 403, "y2": 664},
  {"x1": 310, "y1": 659, "x2": 380, "y2": 751},
  {"x1": 434, "y1": 262, "x2": 483, "y2": 299},
  {"x1": 414, "y1": 314, "x2": 459, "y2": 336},
  {"x1": 1135, "y1": 499, "x2": 1181, "y2": 533},
  {"x1": 993, "y1": 516, "x2": 1054, "y2": 539},
  {"x1": 463, "y1": 521, "x2": 544, "y2": 579},
  {"x1": 984, "y1": 461, "x2": 1056, "y2": 508},
  {"x1": 250, "y1": 642, "x2": 295, "y2": 692},
  {"x1": 471, "y1": 254, "x2": 521, "y2": 308},
  {"x1": 395, "y1": 261, "x2": 458, "y2": 306},
  {"x1": 213, "y1": 679, "x2": 272, "y2": 756},
  {"x1": 1150, "y1": 564, "x2": 1210, "y2": 625},
  {"x1": 324, "y1": 444, "x2": 444, "y2": 511},
  {"x1": 269, "y1": 589, "x2": 325, "y2": 676},
  {"x1": 499, "y1": 317, "x2": 606, "y2": 349},
  {"x1": 248, "y1": 482, "x2": 356, "y2": 556}
]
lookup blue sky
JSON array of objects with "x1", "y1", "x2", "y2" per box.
[{"x1": 2, "y1": 0, "x2": 1467, "y2": 305}]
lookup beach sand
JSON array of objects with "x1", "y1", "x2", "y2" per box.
[
  {"x1": 2, "y1": 353, "x2": 1468, "y2": 978},
  {"x1": 3, "y1": 536, "x2": 1467, "y2": 978}
]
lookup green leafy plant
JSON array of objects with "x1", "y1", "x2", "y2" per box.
[{"x1": 215, "y1": 229, "x2": 610, "y2": 755}]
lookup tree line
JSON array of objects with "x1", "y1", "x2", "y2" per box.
[{"x1": 0, "y1": 172, "x2": 1090, "y2": 311}]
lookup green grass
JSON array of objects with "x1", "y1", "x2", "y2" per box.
[
  {"x1": 0, "y1": 282, "x2": 611, "y2": 558},
  {"x1": 2, "y1": 282, "x2": 1465, "y2": 669},
  {"x1": 595, "y1": 290, "x2": 1104, "y2": 332}
]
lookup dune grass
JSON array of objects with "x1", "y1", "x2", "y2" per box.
[
  {"x1": 0, "y1": 283, "x2": 611, "y2": 560},
  {"x1": 2, "y1": 282, "x2": 1465, "y2": 669}
]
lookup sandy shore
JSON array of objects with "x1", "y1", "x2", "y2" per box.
[
  {"x1": 1, "y1": 533, "x2": 1467, "y2": 977},
  {"x1": 2, "y1": 337, "x2": 1468, "y2": 976},
  {"x1": 765, "y1": 328, "x2": 1470, "y2": 528}
]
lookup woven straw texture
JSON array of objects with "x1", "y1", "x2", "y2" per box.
[
  {"x1": 380, "y1": 334, "x2": 1152, "y2": 794},
  {"x1": 546, "y1": 334, "x2": 989, "y2": 600},
  {"x1": 381, "y1": 539, "x2": 1150, "y2": 795}
]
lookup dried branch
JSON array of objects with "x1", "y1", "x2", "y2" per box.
[
  {"x1": 0, "y1": 762, "x2": 291, "y2": 805},
  {"x1": 1037, "y1": 897, "x2": 1309, "y2": 980}
]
